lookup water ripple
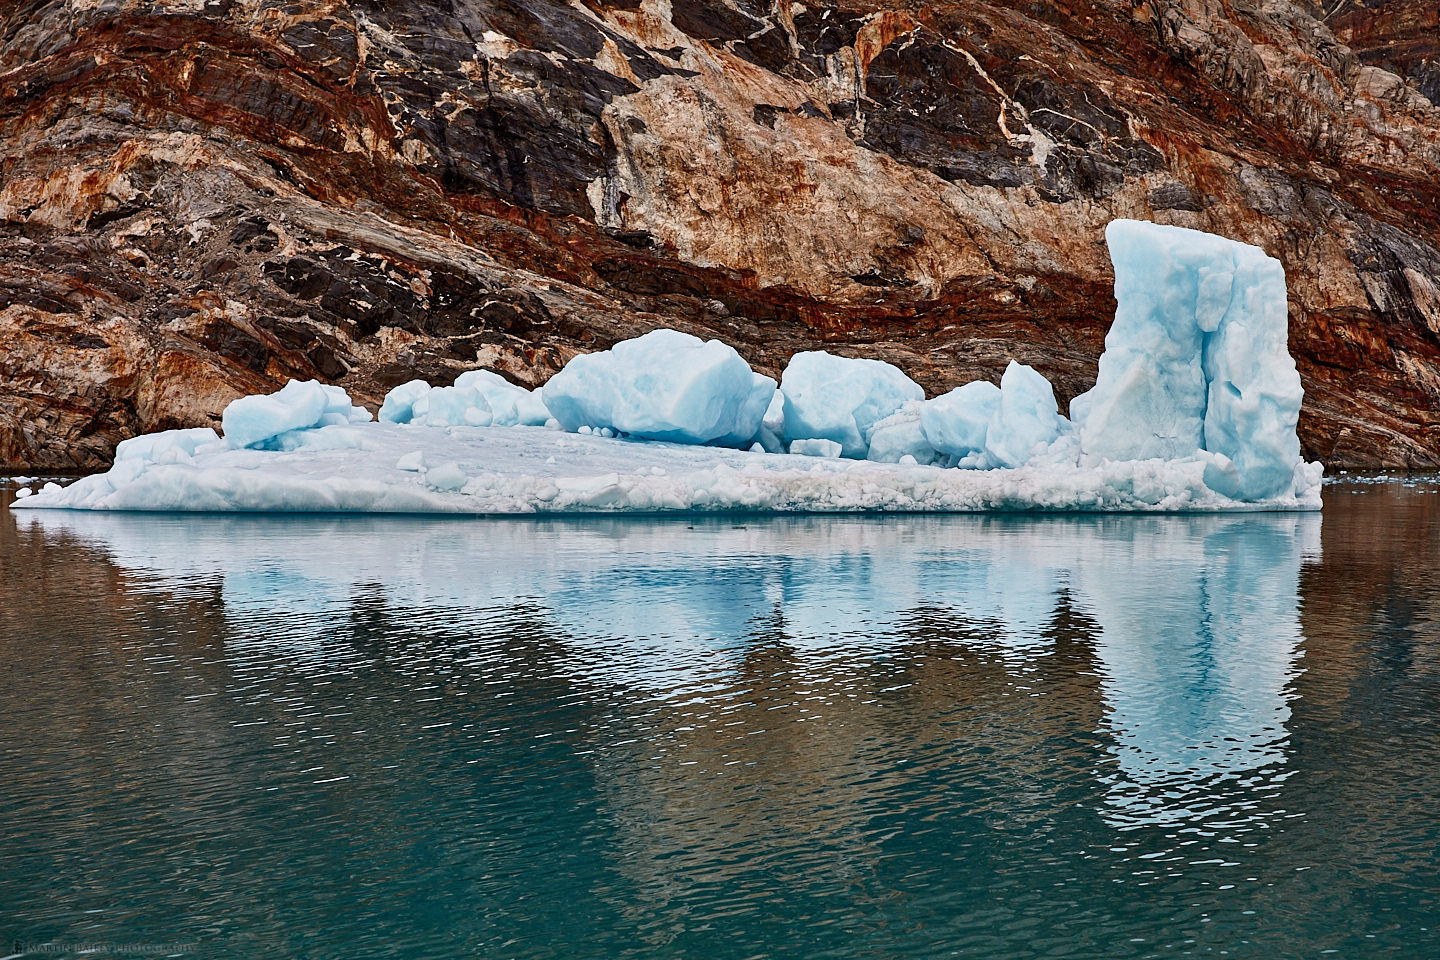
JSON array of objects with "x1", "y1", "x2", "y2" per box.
[{"x1": 1, "y1": 490, "x2": 1438, "y2": 957}]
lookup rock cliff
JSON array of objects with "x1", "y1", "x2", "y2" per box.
[{"x1": 2, "y1": 0, "x2": 1438, "y2": 470}]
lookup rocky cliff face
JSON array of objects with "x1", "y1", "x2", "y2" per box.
[
  {"x1": 1331, "y1": 0, "x2": 1440, "y2": 105},
  {"x1": 2, "y1": 0, "x2": 1438, "y2": 470}
]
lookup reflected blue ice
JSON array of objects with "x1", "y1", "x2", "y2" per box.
[
  {"x1": 22, "y1": 508, "x2": 1319, "y2": 828},
  {"x1": 15, "y1": 493, "x2": 1440, "y2": 960},
  {"x1": 1074, "y1": 518, "x2": 1315, "y2": 828}
]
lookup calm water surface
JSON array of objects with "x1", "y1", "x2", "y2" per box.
[{"x1": 1, "y1": 483, "x2": 1438, "y2": 958}]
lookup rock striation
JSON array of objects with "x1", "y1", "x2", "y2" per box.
[{"x1": 2, "y1": 0, "x2": 1438, "y2": 470}]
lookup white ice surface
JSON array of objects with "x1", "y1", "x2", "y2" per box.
[{"x1": 16, "y1": 420, "x2": 1321, "y2": 514}]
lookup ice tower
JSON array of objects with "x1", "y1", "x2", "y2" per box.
[{"x1": 1073, "y1": 220, "x2": 1305, "y2": 501}]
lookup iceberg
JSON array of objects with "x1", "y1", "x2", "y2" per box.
[
  {"x1": 13, "y1": 420, "x2": 1318, "y2": 513},
  {"x1": 419, "y1": 384, "x2": 494, "y2": 428},
  {"x1": 985, "y1": 361, "x2": 1066, "y2": 468},
  {"x1": 114, "y1": 427, "x2": 222, "y2": 464},
  {"x1": 453, "y1": 369, "x2": 550, "y2": 427},
  {"x1": 865, "y1": 403, "x2": 940, "y2": 465},
  {"x1": 378, "y1": 370, "x2": 548, "y2": 429},
  {"x1": 920, "y1": 381, "x2": 1000, "y2": 461},
  {"x1": 541, "y1": 328, "x2": 775, "y2": 446},
  {"x1": 917, "y1": 363, "x2": 1067, "y2": 469},
  {"x1": 1075, "y1": 220, "x2": 1304, "y2": 500},
  {"x1": 780, "y1": 351, "x2": 925, "y2": 458},
  {"x1": 14, "y1": 220, "x2": 1323, "y2": 515},
  {"x1": 789, "y1": 438, "x2": 844, "y2": 459},
  {"x1": 377, "y1": 379, "x2": 431, "y2": 425},
  {"x1": 222, "y1": 379, "x2": 371, "y2": 449}
]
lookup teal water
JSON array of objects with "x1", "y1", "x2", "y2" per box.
[{"x1": 1, "y1": 484, "x2": 1438, "y2": 958}]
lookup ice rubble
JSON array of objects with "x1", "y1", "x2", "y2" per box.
[
  {"x1": 15, "y1": 220, "x2": 1323, "y2": 514},
  {"x1": 378, "y1": 369, "x2": 550, "y2": 428}
]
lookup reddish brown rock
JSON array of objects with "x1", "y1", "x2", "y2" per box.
[
  {"x1": 1331, "y1": 0, "x2": 1440, "y2": 106},
  {"x1": 1, "y1": 0, "x2": 1438, "y2": 470}
]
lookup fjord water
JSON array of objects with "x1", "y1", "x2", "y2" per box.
[{"x1": 2, "y1": 486, "x2": 1437, "y2": 959}]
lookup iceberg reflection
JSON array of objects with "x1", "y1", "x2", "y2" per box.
[
  {"x1": 23, "y1": 508, "x2": 1317, "y2": 827},
  {"x1": 1073, "y1": 517, "x2": 1315, "y2": 828}
]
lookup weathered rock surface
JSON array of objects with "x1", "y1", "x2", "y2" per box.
[
  {"x1": 1331, "y1": 0, "x2": 1440, "y2": 106},
  {"x1": 1, "y1": 0, "x2": 1438, "y2": 470}
]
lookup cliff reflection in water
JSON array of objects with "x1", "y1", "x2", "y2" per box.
[{"x1": 21, "y1": 508, "x2": 1317, "y2": 835}]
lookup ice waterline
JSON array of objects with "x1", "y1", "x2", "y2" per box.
[{"x1": 16, "y1": 221, "x2": 1322, "y2": 514}]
